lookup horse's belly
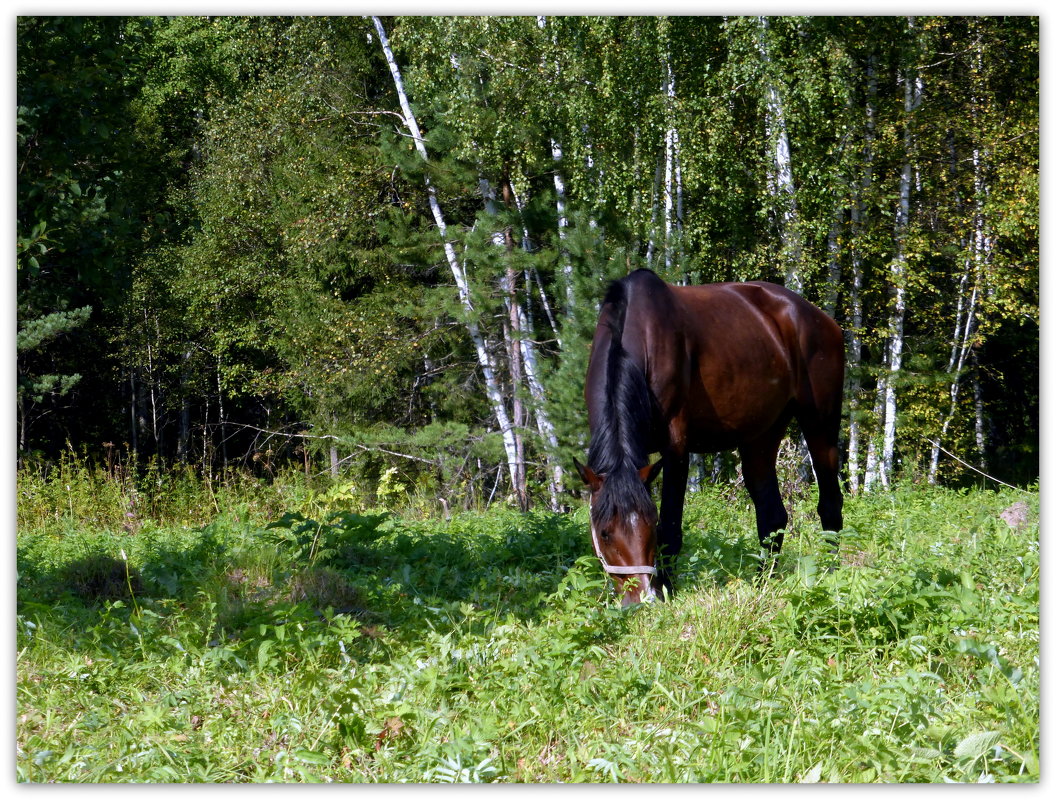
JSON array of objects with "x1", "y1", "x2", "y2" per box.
[
  {"x1": 681, "y1": 374, "x2": 793, "y2": 451},
  {"x1": 684, "y1": 409, "x2": 785, "y2": 452}
]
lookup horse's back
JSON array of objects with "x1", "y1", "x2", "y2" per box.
[
  {"x1": 672, "y1": 279, "x2": 843, "y2": 369},
  {"x1": 639, "y1": 276, "x2": 844, "y2": 444},
  {"x1": 598, "y1": 270, "x2": 844, "y2": 420}
]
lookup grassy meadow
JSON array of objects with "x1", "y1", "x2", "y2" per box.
[{"x1": 16, "y1": 457, "x2": 1039, "y2": 783}]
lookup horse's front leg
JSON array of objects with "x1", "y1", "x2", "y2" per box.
[{"x1": 656, "y1": 449, "x2": 689, "y2": 598}]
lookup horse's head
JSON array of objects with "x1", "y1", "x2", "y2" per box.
[{"x1": 574, "y1": 457, "x2": 663, "y2": 605}]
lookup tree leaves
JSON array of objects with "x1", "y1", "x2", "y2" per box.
[{"x1": 15, "y1": 15, "x2": 1039, "y2": 492}]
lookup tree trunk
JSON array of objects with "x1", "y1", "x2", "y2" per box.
[
  {"x1": 372, "y1": 16, "x2": 521, "y2": 501},
  {"x1": 928, "y1": 259, "x2": 978, "y2": 483},
  {"x1": 482, "y1": 175, "x2": 529, "y2": 509},
  {"x1": 845, "y1": 54, "x2": 877, "y2": 494},
  {"x1": 177, "y1": 349, "x2": 191, "y2": 463},
  {"x1": 508, "y1": 181, "x2": 566, "y2": 510},
  {"x1": 661, "y1": 54, "x2": 685, "y2": 277},
  {"x1": 824, "y1": 217, "x2": 841, "y2": 317},
  {"x1": 536, "y1": 17, "x2": 575, "y2": 320},
  {"x1": 329, "y1": 414, "x2": 340, "y2": 478},
  {"x1": 502, "y1": 227, "x2": 529, "y2": 512},
  {"x1": 879, "y1": 20, "x2": 922, "y2": 485},
  {"x1": 216, "y1": 354, "x2": 228, "y2": 469},
  {"x1": 646, "y1": 157, "x2": 663, "y2": 268},
  {"x1": 551, "y1": 138, "x2": 575, "y2": 316},
  {"x1": 863, "y1": 370, "x2": 885, "y2": 491},
  {"x1": 143, "y1": 309, "x2": 161, "y2": 457},
  {"x1": 758, "y1": 16, "x2": 803, "y2": 294},
  {"x1": 973, "y1": 358, "x2": 987, "y2": 470},
  {"x1": 129, "y1": 369, "x2": 138, "y2": 455}
]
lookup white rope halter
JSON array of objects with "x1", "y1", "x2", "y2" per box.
[{"x1": 589, "y1": 514, "x2": 657, "y2": 577}]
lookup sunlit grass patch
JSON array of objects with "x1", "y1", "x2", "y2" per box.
[{"x1": 17, "y1": 476, "x2": 1038, "y2": 782}]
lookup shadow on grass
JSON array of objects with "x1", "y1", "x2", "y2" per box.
[
  {"x1": 297, "y1": 509, "x2": 591, "y2": 637},
  {"x1": 16, "y1": 507, "x2": 597, "y2": 654},
  {"x1": 17, "y1": 506, "x2": 815, "y2": 660}
]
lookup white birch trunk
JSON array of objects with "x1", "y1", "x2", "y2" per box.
[
  {"x1": 480, "y1": 178, "x2": 528, "y2": 508},
  {"x1": 372, "y1": 16, "x2": 521, "y2": 499},
  {"x1": 757, "y1": 16, "x2": 802, "y2": 294},
  {"x1": 551, "y1": 139, "x2": 575, "y2": 316},
  {"x1": 489, "y1": 176, "x2": 567, "y2": 509},
  {"x1": 845, "y1": 248, "x2": 864, "y2": 494},
  {"x1": 177, "y1": 349, "x2": 191, "y2": 462},
  {"x1": 845, "y1": 56, "x2": 876, "y2": 494},
  {"x1": 664, "y1": 121, "x2": 674, "y2": 272},
  {"x1": 330, "y1": 414, "x2": 340, "y2": 479},
  {"x1": 928, "y1": 257, "x2": 978, "y2": 483},
  {"x1": 879, "y1": 22, "x2": 922, "y2": 485},
  {"x1": 968, "y1": 43, "x2": 992, "y2": 472},
  {"x1": 508, "y1": 181, "x2": 566, "y2": 508},
  {"x1": 646, "y1": 158, "x2": 663, "y2": 268},
  {"x1": 863, "y1": 370, "x2": 885, "y2": 491},
  {"x1": 662, "y1": 56, "x2": 684, "y2": 276},
  {"x1": 973, "y1": 364, "x2": 987, "y2": 470},
  {"x1": 824, "y1": 219, "x2": 841, "y2": 317},
  {"x1": 663, "y1": 76, "x2": 675, "y2": 272},
  {"x1": 503, "y1": 254, "x2": 528, "y2": 511},
  {"x1": 537, "y1": 17, "x2": 576, "y2": 317},
  {"x1": 531, "y1": 266, "x2": 559, "y2": 339}
]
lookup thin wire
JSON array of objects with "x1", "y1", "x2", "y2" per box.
[{"x1": 924, "y1": 438, "x2": 1030, "y2": 493}]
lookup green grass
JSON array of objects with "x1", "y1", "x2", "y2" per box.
[{"x1": 16, "y1": 468, "x2": 1039, "y2": 783}]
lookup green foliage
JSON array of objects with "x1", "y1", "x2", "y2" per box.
[
  {"x1": 16, "y1": 460, "x2": 1038, "y2": 783},
  {"x1": 16, "y1": 15, "x2": 1038, "y2": 497},
  {"x1": 17, "y1": 306, "x2": 93, "y2": 419}
]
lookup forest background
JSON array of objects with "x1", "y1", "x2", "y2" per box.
[{"x1": 15, "y1": 15, "x2": 1040, "y2": 510}]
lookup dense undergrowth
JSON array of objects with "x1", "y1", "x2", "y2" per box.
[{"x1": 16, "y1": 461, "x2": 1039, "y2": 783}]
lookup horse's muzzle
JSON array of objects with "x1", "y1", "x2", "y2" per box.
[{"x1": 619, "y1": 574, "x2": 658, "y2": 606}]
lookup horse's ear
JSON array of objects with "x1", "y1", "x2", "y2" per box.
[
  {"x1": 573, "y1": 458, "x2": 603, "y2": 492},
  {"x1": 639, "y1": 458, "x2": 664, "y2": 486}
]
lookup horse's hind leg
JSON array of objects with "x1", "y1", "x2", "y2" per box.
[
  {"x1": 739, "y1": 421, "x2": 790, "y2": 566},
  {"x1": 799, "y1": 411, "x2": 844, "y2": 555}
]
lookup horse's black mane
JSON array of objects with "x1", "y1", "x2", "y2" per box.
[{"x1": 588, "y1": 273, "x2": 660, "y2": 525}]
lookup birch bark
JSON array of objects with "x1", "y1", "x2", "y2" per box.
[
  {"x1": 929, "y1": 137, "x2": 988, "y2": 481},
  {"x1": 536, "y1": 17, "x2": 576, "y2": 318},
  {"x1": 757, "y1": 16, "x2": 803, "y2": 294},
  {"x1": 662, "y1": 54, "x2": 684, "y2": 275},
  {"x1": 845, "y1": 55, "x2": 876, "y2": 494},
  {"x1": 507, "y1": 181, "x2": 566, "y2": 509},
  {"x1": 371, "y1": 16, "x2": 521, "y2": 501},
  {"x1": 877, "y1": 18, "x2": 922, "y2": 486}
]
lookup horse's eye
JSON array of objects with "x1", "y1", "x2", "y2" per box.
[{"x1": 600, "y1": 529, "x2": 611, "y2": 541}]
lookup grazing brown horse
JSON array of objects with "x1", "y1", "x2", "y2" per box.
[{"x1": 574, "y1": 268, "x2": 844, "y2": 604}]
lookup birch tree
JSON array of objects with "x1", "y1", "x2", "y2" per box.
[
  {"x1": 756, "y1": 16, "x2": 803, "y2": 294},
  {"x1": 867, "y1": 17, "x2": 922, "y2": 489},
  {"x1": 371, "y1": 16, "x2": 523, "y2": 500},
  {"x1": 662, "y1": 40, "x2": 685, "y2": 275},
  {"x1": 927, "y1": 25, "x2": 993, "y2": 482},
  {"x1": 536, "y1": 16, "x2": 576, "y2": 317},
  {"x1": 844, "y1": 52, "x2": 877, "y2": 494}
]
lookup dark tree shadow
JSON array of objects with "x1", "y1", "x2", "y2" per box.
[
  {"x1": 16, "y1": 508, "x2": 599, "y2": 657},
  {"x1": 18, "y1": 505, "x2": 811, "y2": 664}
]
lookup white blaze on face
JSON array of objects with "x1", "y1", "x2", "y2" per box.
[
  {"x1": 588, "y1": 498, "x2": 601, "y2": 559},
  {"x1": 590, "y1": 500, "x2": 657, "y2": 604},
  {"x1": 628, "y1": 512, "x2": 657, "y2": 592}
]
